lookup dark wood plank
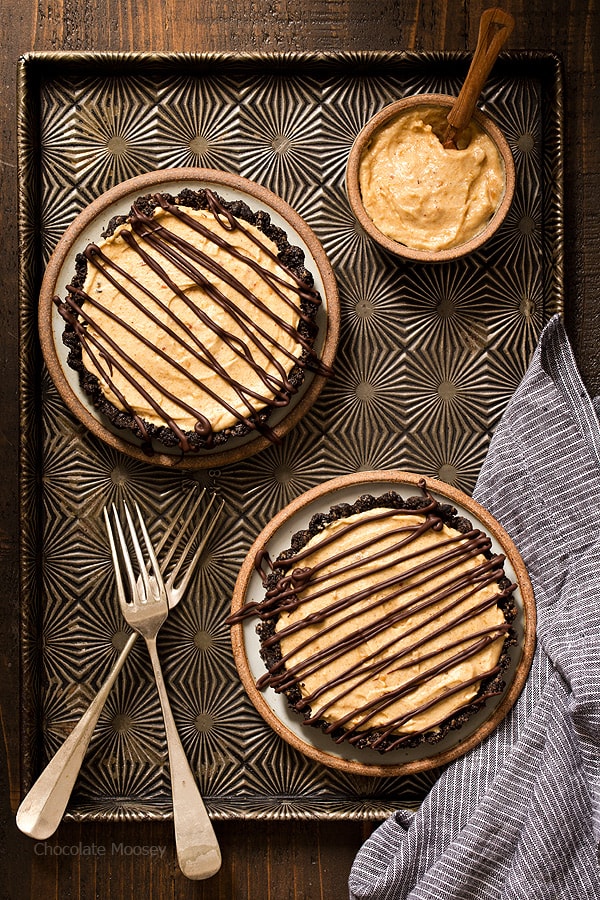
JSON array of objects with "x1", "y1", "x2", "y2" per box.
[{"x1": 1, "y1": 1, "x2": 599, "y2": 897}]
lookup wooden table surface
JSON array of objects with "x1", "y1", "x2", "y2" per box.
[{"x1": 1, "y1": 1, "x2": 598, "y2": 897}]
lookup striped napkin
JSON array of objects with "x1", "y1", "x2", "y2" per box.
[{"x1": 349, "y1": 316, "x2": 600, "y2": 899}]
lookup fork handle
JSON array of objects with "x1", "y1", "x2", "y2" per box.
[
  {"x1": 146, "y1": 637, "x2": 222, "y2": 880},
  {"x1": 16, "y1": 632, "x2": 138, "y2": 840}
]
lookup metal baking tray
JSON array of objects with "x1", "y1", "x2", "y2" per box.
[{"x1": 17, "y1": 50, "x2": 563, "y2": 821}]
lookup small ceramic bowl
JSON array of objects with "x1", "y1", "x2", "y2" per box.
[{"x1": 346, "y1": 93, "x2": 515, "y2": 263}]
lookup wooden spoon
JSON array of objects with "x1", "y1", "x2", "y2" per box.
[{"x1": 443, "y1": 7, "x2": 515, "y2": 149}]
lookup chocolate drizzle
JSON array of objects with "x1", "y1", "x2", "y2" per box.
[
  {"x1": 55, "y1": 189, "x2": 330, "y2": 453},
  {"x1": 229, "y1": 483, "x2": 517, "y2": 753}
]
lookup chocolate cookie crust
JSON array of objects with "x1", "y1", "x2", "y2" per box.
[
  {"x1": 232, "y1": 484, "x2": 517, "y2": 754},
  {"x1": 55, "y1": 188, "x2": 328, "y2": 455}
]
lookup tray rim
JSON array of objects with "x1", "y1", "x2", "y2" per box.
[
  {"x1": 16, "y1": 48, "x2": 564, "y2": 821},
  {"x1": 16, "y1": 46, "x2": 566, "y2": 69}
]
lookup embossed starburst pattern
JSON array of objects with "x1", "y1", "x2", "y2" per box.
[
  {"x1": 156, "y1": 75, "x2": 241, "y2": 171},
  {"x1": 19, "y1": 51, "x2": 563, "y2": 820}
]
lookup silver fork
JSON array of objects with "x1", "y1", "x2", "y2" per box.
[
  {"x1": 105, "y1": 499, "x2": 222, "y2": 881},
  {"x1": 16, "y1": 489, "x2": 222, "y2": 845}
]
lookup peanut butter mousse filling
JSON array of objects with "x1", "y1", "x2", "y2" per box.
[
  {"x1": 230, "y1": 485, "x2": 517, "y2": 753},
  {"x1": 358, "y1": 105, "x2": 505, "y2": 251},
  {"x1": 56, "y1": 189, "x2": 329, "y2": 452}
]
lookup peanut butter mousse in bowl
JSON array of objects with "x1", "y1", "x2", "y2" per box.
[
  {"x1": 39, "y1": 168, "x2": 339, "y2": 468},
  {"x1": 229, "y1": 471, "x2": 535, "y2": 776},
  {"x1": 346, "y1": 94, "x2": 515, "y2": 263}
]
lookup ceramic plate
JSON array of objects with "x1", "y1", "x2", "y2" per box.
[
  {"x1": 38, "y1": 167, "x2": 340, "y2": 469},
  {"x1": 231, "y1": 470, "x2": 536, "y2": 777}
]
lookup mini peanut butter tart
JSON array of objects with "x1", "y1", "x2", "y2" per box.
[
  {"x1": 229, "y1": 483, "x2": 518, "y2": 754},
  {"x1": 54, "y1": 188, "x2": 330, "y2": 453}
]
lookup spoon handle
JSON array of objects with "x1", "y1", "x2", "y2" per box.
[
  {"x1": 444, "y1": 7, "x2": 514, "y2": 145},
  {"x1": 145, "y1": 636, "x2": 222, "y2": 880},
  {"x1": 16, "y1": 633, "x2": 138, "y2": 840}
]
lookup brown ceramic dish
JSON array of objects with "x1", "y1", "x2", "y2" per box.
[
  {"x1": 230, "y1": 470, "x2": 535, "y2": 777},
  {"x1": 38, "y1": 168, "x2": 340, "y2": 469},
  {"x1": 346, "y1": 94, "x2": 516, "y2": 263}
]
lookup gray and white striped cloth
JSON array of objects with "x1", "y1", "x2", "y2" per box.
[{"x1": 349, "y1": 316, "x2": 600, "y2": 899}]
